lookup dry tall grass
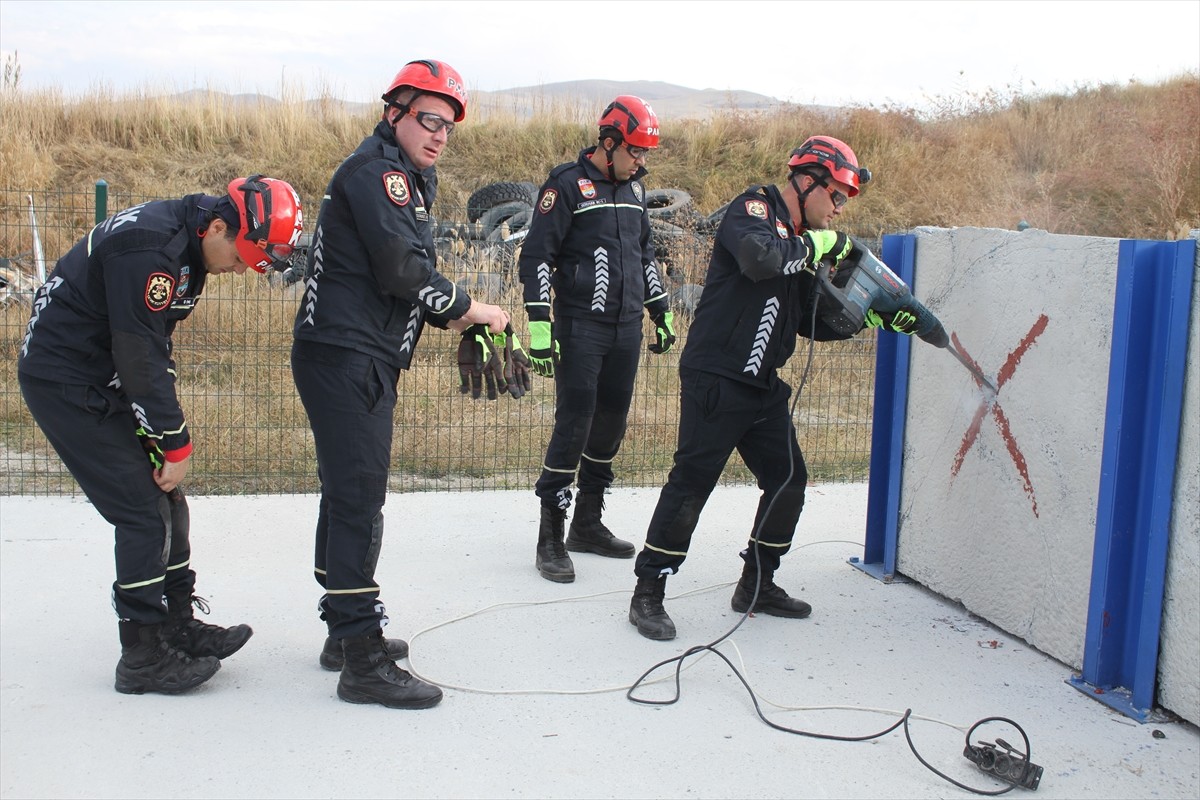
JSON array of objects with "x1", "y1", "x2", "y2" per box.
[
  {"x1": 0, "y1": 75, "x2": 1197, "y2": 494},
  {"x1": 1, "y1": 74, "x2": 1196, "y2": 238}
]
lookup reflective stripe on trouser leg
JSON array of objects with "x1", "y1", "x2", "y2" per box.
[
  {"x1": 577, "y1": 319, "x2": 640, "y2": 493},
  {"x1": 536, "y1": 318, "x2": 640, "y2": 504},
  {"x1": 17, "y1": 375, "x2": 173, "y2": 624},
  {"x1": 636, "y1": 369, "x2": 756, "y2": 577},
  {"x1": 163, "y1": 487, "x2": 196, "y2": 601},
  {"x1": 291, "y1": 343, "x2": 395, "y2": 639},
  {"x1": 737, "y1": 381, "x2": 808, "y2": 573}
]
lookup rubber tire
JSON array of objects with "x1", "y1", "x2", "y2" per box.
[
  {"x1": 644, "y1": 188, "x2": 693, "y2": 221},
  {"x1": 467, "y1": 181, "x2": 538, "y2": 222},
  {"x1": 479, "y1": 201, "x2": 533, "y2": 238}
]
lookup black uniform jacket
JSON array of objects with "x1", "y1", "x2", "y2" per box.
[
  {"x1": 517, "y1": 147, "x2": 668, "y2": 324},
  {"x1": 679, "y1": 184, "x2": 852, "y2": 389},
  {"x1": 17, "y1": 195, "x2": 213, "y2": 456},
  {"x1": 293, "y1": 120, "x2": 469, "y2": 369}
]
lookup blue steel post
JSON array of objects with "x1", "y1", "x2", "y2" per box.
[
  {"x1": 1069, "y1": 239, "x2": 1196, "y2": 721},
  {"x1": 854, "y1": 233, "x2": 916, "y2": 582}
]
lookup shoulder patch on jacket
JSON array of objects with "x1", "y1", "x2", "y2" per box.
[
  {"x1": 383, "y1": 172, "x2": 410, "y2": 206},
  {"x1": 539, "y1": 188, "x2": 558, "y2": 214},
  {"x1": 145, "y1": 273, "x2": 175, "y2": 311},
  {"x1": 745, "y1": 199, "x2": 768, "y2": 219}
]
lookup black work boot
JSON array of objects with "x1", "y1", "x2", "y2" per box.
[
  {"x1": 164, "y1": 595, "x2": 253, "y2": 659},
  {"x1": 114, "y1": 621, "x2": 221, "y2": 695},
  {"x1": 320, "y1": 634, "x2": 409, "y2": 671},
  {"x1": 337, "y1": 630, "x2": 443, "y2": 709},
  {"x1": 629, "y1": 575, "x2": 676, "y2": 640},
  {"x1": 536, "y1": 505, "x2": 575, "y2": 583},
  {"x1": 566, "y1": 491, "x2": 636, "y2": 558},
  {"x1": 730, "y1": 563, "x2": 812, "y2": 618}
]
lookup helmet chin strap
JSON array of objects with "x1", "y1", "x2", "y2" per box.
[
  {"x1": 789, "y1": 173, "x2": 818, "y2": 231},
  {"x1": 603, "y1": 137, "x2": 621, "y2": 182}
]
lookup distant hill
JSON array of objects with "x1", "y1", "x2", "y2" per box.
[
  {"x1": 172, "y1": 80, "x2": 835, "y2": 122},
  {"x1": 471, "y1": 79, "x2": 807, "y2": 120}
]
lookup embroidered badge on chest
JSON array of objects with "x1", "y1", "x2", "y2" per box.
[
  {"x1": 577, "y1": 178, "x2": 596, "y2": 199},
  {"x1": 176, "y1": 265, "x2": 191, "y2": 296},
  {"x1": 145, "y1": 273, "x2": 175, "y2": 312},
  {"x1": 539, "y1": 188, "x2": 557, "y2": 214},
  {"x1": 632, "y1": 183, "x2": 643, "y2": 202},
  {"x1": 745, "y1": 200, "x2": 768, "y2": 219},
  {"x1": 776, "y1": 220, "x2": 790, "y2": 239},
  {"x1": 383, "y1": 172, "x2": 410, "y2": 206}
]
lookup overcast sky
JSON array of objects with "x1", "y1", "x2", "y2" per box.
[{"x1": 1, "y1": 0, "x2": 1197, "y2": 111}]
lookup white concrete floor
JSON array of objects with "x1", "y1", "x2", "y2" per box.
[{"x1": 2, "y1": 484, "x2": 1197, "y2": 799}]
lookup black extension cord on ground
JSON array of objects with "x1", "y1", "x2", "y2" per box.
[{"x1": 626, "y1": 275, "x2": 1045, "y2": 795}]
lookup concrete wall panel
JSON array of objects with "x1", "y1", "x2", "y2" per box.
[
  {"x1": 1158, "y1": 240, "x2": 1200, "y2": 724},
  {"x1": 894, "y1": 226, "x2": 1120, "y2": 668}
]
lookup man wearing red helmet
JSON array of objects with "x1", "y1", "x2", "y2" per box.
[
  {"x1": 17, "y1": 176, "x2": 303, "y2": 692},
  {"x1": 517, "y1": 95, "x2": 675, "y2": 583},
  {"x1": 291, "y1": 59, "x2": 511, "y2": 710},
  {"x1": 628, "y1": 136, "x2": 873, "y2": 641}
]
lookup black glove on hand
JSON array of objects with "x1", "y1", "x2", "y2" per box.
[
  {"x1": 494, "y1": 323, "x2": 534, "y2": 399},
  {"x1": 136, "y1": 426, "x2": 165, "y2": 470},
  {"x1": 457, "y1": 324, "x2": 506, "y2": 400}
]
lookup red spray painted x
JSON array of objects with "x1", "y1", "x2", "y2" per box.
[{"x1": 950, "y1": 314, "x2": 1050, "y2": 518}]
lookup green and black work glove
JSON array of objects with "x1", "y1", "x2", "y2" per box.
[
  {"x1": 865, "y1": 308, "x2": 921, "y2": 335},
  {"x1": 135, "y1": 426, "x2": 165, "y2": 470},
  {"x1": 803, "y1": 230, "x2": 853, "y2": 271},
  {"x1": 457, "y1": 324, "x2": 507, "y2": 400},
  {"x1": 492, "y1": 323, "x2": 534, "y2": 399},
  {"x1": 648, "y1": 310, "x2": 676, "y2": 354},
  {"x1": 527, "y1": 319, "x2": 560, "y2": 378}
]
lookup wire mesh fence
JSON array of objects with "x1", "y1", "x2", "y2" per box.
[{"x1": 0, "y1": 185, "x2": 877, "y2": 496}]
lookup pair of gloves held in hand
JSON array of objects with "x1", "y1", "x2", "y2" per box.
[{"x1": 456, "y1": 323, "x2": 534, "y2": 400}]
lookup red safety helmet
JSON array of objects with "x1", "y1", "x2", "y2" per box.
[
  {"x1": 382, "y1": 59, "x2": 468, "y2": 122},
  {"x1": 227, "y1": 176, "x2": 304, "y2": 273},
  {"x1": 787, "y1": 136, "x2": 871, "y2": 196},
  {"x1": 598, "y1": 95, "x2": 660, "y2": 149}
]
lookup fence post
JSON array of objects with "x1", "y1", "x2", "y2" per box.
[{"x1": 94, "y1": 180, "x2": 108, "y2": 224}]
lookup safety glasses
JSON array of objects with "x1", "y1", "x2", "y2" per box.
[
  {"x1": 624, "y1": 143, "x2": 650, "y2": 160},
  {"x1": 406, "y1": 107, "x2": 456, "y2": 136},
  {"x1": 824, "y1": 185, "x2": 849, "y2": 209}
]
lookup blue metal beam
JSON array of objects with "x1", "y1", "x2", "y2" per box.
[
  {"x1": 855, "y1": 234, "x2": 916, "y2": 583},
  {"x1": 1068, "y1": 238, "x2": 1196, "y2": 721}
]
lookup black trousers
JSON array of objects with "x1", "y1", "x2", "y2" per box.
[
  {"x1": 634, "y1": 368, "x2": 808, "y2": 578},
  {"x1": 291, "y1": 340, "x2": 396, "y2": 640},
  {"x1": 535, "y1": 317, "x2": 642, "y2": 508},
  {"x1": 18, "y1": 374, "x2": 195, "y2": 624}
]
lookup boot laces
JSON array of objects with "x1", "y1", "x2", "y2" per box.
[
  {"x1": 549, "y1": 535, "x2": 569, "y2": 559},
  {"x1": 173, "y1": 596, "x2": 226, "y2": 639},
  {"x1": 189, "y1": 595, "x2": 213, "y2": 615}
]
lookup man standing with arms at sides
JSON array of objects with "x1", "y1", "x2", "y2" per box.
[
  {"x1": 291, "y1": 59, "x2": 512, "y2": 710},
  {"x1": 518, "y1": 95, "x2": 676, "y2": 584},
  {"x1": 19, "y1": 176, "x2": 303, "y2": 693}
]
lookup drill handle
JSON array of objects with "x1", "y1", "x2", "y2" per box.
[{"x1": 909, "y1": 299, "x2": 949, "y2": 348}]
